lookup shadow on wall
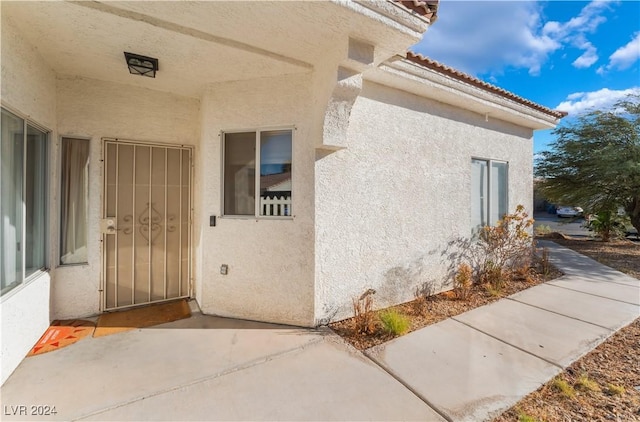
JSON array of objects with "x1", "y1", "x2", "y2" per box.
[
  {"x1": 318, "y1": 236, "x2": 479, "y2": 326},
  {"x1": 381, "y1": 235, "x2": 483, "y2": 305},
  {"x1": 383, "y1": 258, "x2": 441, "y2": 305},
  {"x1": 380, "y1": 236, "x2": 473, "y2": 306}
]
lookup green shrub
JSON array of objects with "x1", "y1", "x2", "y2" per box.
[
  {"x1": 585, "y1": 210, "x2": 628, "y2": 242},
  {"x1": 576, "y1": 374, "x2": 600, "y2": 392},
  {"x1": 552, "y1": 378, "x2": 575, "y2": 398},
  {"x1": 379, "y1": 309, "x2": 410, "y2": 336},
  {"x1": 518, "y1": 412, "x2": 539, "y2": 422},
  {"x1": 606, "y1": 383, "x2": 624, "y2": 395}
]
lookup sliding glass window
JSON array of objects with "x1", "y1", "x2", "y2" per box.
[
  {"x1": 223, "y1": 129, "x2": 293, "y2": 218},
  {"x1": 1, "y1": 107, "x2": 49, "y2": 295},
  {"x1": 471, "y1": 158, "x2": 508, "y2": 234},
  {"x1": 60, "y1": 138, "x2": 89, "y2": 265}
]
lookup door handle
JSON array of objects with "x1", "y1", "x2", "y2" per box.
[{"x1": 101, "y1": 218, "x2": 117, "y2": 234}]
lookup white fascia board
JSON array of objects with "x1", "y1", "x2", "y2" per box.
[{"x1": 367, "y1": 58, "x2": 561, "y2": 130}]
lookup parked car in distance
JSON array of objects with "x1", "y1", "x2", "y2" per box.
[{"x1": 556, "y1": 206, "x2": 584, "y2": 218}]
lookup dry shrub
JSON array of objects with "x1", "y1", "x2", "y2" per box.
[
  {"x1": 415, "y1": 279, "x2": 438, "y2": 299},
  {"x1": 411, "y1": 294, "x2": 429, "y2": 317},
  {"x1": 481, "y1": 260, "x2": 505, "y2": 291},
  {"x1": 476, "y1": 205, "x2": 534, "y2": 285},
  {"x1": 540, "y1": 247, "x2": 551, "y2": 279},
  {"x1": 534, "y1": 224, "x2": 552, "y2": 236},
  {"x1": 484, "y1": 283, "x2": 503, "y2": 297},
  {"x1": 453, "y1": 263, "x2": 472, "y2": 300},
  {"x1": 352, "y1": 289, "x2": 376, "y2": 335},
  {"x1": 512, "y1": 264, "x2": 534, "y2": 283}
]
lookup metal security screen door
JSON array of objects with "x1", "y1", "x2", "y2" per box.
[{"x1": 102, "y1": 139, "x2": 192, "y2": 310}]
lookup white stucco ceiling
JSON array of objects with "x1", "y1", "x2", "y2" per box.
[{"x1": 1, "y1": 1, "x2": 423, "y2": 98}]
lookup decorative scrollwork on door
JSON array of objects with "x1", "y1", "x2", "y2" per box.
[
  {"x1": 122, "y1": 203, "x2": 176, "y2": 245},
  {"x1": 122, "y1": 215, "x2": 134, "y2": 235}
]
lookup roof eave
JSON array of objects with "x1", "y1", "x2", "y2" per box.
[
  {"x1": 391, "y1": 0, "x2": 439, "y2": 24},
  {"x1": 406, "y1": 52, "x2": 565, "y2": 120},
  {"x1": 366, "y1": 58, "x2": 563, "y2": 130}
]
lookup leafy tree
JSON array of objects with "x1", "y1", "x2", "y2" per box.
[{"x1": 536, "y1": 96, "x2": 640, "y2": 239}]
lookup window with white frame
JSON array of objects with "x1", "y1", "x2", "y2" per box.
[
  {"x1": 60, "y1": 138, "x2": 89, "y2": 265},
  {"x1": 471, "y1": 158, "x2": 508, "y2": 232},
  {"x1": 1, "y1": 107, "x2": 49, "y2": 295},
  {"x1": 223, "y1": 129, "x2": 292, "y2": 217}
]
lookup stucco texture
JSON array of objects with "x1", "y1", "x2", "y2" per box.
[
  {"x1": 52, "y1": 77, "x2": 201, "y2": 320},
  {"x1": 197, "y1": 73, "x2": 316, "y2": 327},
  {"x1": 315, "y1": 81, "x2": 534, "y2": 322},
  {"x1": 0, "y1": 17, "x2": 56, "y2": 384}
]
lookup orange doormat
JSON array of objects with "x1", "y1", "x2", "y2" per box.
[
  {"x1": 93, "y1": 299, "x2": 191, "y2": 338},
  {"x1": 27, "y1": 320, "x2": 95, "y2": 356}
]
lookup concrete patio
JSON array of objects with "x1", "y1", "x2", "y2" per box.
[{"x1": 1, "y1": 241, "x2": 638, "y2": 421}]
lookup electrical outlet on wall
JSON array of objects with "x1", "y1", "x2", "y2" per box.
[{"x1": 220, "y1": 264, "x2": 228, "y2": 275}]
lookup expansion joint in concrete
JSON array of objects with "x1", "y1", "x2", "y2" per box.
[
  {"x1": 362, "y1": 352, "x2": 453, "y2": 422},
  {"x1": 449, "y1": 318, "x2": 564, "y2": 370},
  {"x1": 545, "y1": 282, "x2": 640, "y2": 306},
  {"x1": 504, "y1": 296, "x2": 617, "y2": 332},
  {"x1": 73, "y1": 337, "x2": 324, "y2": 421}
]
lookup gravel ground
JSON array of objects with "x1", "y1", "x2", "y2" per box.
[
  {"x1": 494, "y1": 319, "x2": 640, "y2": 422},
  {"x1": 494, "y1": 237, "x2": 640, "y2": 421},
  {"x1": 330, "y1": 260, "x2": 561, "y2": 350}
]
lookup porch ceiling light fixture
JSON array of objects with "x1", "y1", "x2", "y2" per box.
[{"x1": 124, "y1": 52, "x2": 158, "y2": 78}]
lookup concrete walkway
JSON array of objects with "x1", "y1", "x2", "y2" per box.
[
  {"x1": 1, "y1": 241, "x2": 638, "y2": 421},
  {"x1": 367, "y1": 240, "x2": 639, "y2": 421}
]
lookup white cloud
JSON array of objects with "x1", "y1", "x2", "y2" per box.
[
  {"x1": 542, "y1": 0, "x2": 612, "y2": 38},
  {"x1": 572, "y1": 42, "x2": 598, "y2": 68},
  {"x1": 412, "y1": 2, "x2": 557, "y2": 75},
  {"x1": 555, "y1": 87, "x2": 640, "y2": 115},
  {"x1": 412, "y1": 0, "x2": 614, "y2": 76},
  {"x1": 600, "y1": 32, "x2": 640, "y2": 72}
]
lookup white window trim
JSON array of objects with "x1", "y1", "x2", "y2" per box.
[
  {"x1": 221, "y1": 126, "x2": 294, "y2": 220},
  {"x1": 0, "y1": 104, "x2": 51, "y2": 300},
  {"x1": 471, "y1": 157, "x2": 509, "y2": 230}
]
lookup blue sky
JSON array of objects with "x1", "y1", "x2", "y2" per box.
[{"x1": 411, "y1": 0, "x2": 640, "y2": 153}]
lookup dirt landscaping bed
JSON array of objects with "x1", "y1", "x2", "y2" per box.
[
  {"x1": 495, "y1": 318, "x2": 640, "y2": 422},
  {"x1": 330, "y1": 235, "x2": 640, "y2": 420},
  {"x1": 330, "y1": 260, "x2": 561, "y2": 351},
  {"x1": 493, "y1": 236, "x2": 640, "y2": 421}
]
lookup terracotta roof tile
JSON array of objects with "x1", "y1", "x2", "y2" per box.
[
  {"x1": 393, "y1": 0, "x2": 439, "y2": 22},
  {"x1": 406, "y1": 52, "x2": 567, "y2": 119},
  {"x1": 260, "y1": 172, "x2": 291, "y2": 191}
]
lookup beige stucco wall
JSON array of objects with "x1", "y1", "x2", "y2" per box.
[
  {"x1": 1, "y1": 17, "x2": 57, "y2": 385},
  {"x1": 53, "y1": 77, "x2": 201, "y2": 320},
  {"x1": 315, "y1": 81, "x2": 534, "y2": 322},
  {"x1": 197, "y1": 73, "x2": 316, "y2": 326}
]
